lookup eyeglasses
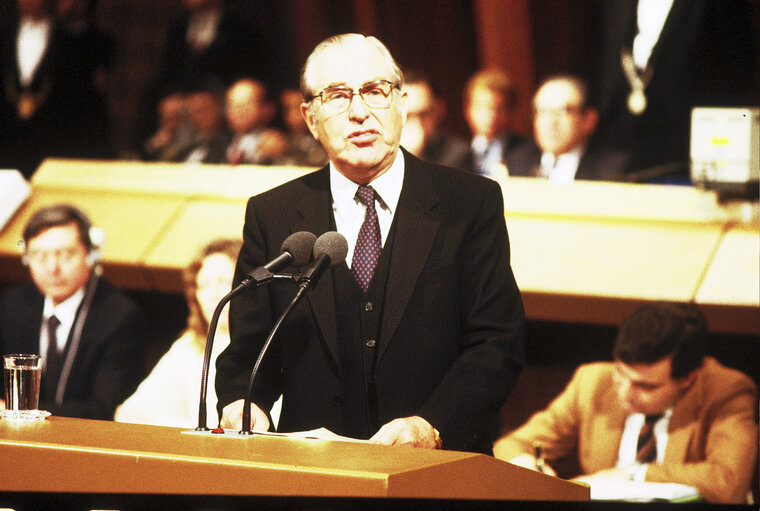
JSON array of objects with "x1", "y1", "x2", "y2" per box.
[
  {"x1": 308, "y1": 80, "x2": 399, "y2": 115},
  {"x1": 25, "y1": 247, "x2": 83, "y2": 265},
  {"x1": 533, "y1": 105, "x2": 584, "y2": 118}
]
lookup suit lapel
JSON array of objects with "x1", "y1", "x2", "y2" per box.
[
  {"x1": 297, "y1": 167, "x2": 343, "y2": 366},
  {"x1": 663, "y1": 366, "x2": 703, "y2": 463},
  {"x1": 594, "y1": 383, "x2": 628, "y2": 470},
  {"x1": 377, "y1": 155, "x2": 440, "y2": 362}
]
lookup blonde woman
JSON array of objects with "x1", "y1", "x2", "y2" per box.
[{"x1": 115, "y1": 239, "x2": 239, "y2": 428}]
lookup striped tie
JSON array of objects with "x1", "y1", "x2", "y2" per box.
[{"x1": 635, "y1": 414, "x2": 662, "y2": 464}]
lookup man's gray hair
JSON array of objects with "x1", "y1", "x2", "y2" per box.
[{"x1": 300, "y1": 33, "x2": 404, "y2": 101}]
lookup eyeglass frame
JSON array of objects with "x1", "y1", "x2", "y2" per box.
[{"x1": 306, "y1": 79, "x2": 401, "y2": 115}]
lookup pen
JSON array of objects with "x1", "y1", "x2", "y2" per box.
[{"x1": 534, "y1": 441, "x2": 546, "y2": 473}]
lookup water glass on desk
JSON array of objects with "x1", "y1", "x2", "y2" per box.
[{"x1": 2, "y1": 354, "x2": 49, "y2": 421}]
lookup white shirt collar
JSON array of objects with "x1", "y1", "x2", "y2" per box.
[
  {"x1": 42, "y1": 286, "x2": 86, "y2": 351},
  {"x1": 329, "y1": 148, "x2": 404, "y2": 215},
  {"x1": 539, "y1": 145, "x2": 585, "y2": 184},
  {"x1": 330, "y1": 149, "x2": 405, "y2": 265},
  {"x1": 43, "y1": 286, "x2": 85, "y2": 325}
]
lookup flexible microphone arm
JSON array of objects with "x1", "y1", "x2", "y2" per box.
[
  {"x1": 195, "y1": 273, "x2": 301, "y2": 431},
  {"x1": 195, "y1": 232, "x2": 315, "y2": 431},
  {"x1": 239, "y1": 282, "x2": 309, "y2": 435},
  {"x1": 238, "y1": 231, "x2": 347, "y2": 435},
  {"x1": 195, "y1": 287, "x2": 236, "y2": 431}
]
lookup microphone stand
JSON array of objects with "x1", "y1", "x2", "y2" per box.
[
  {"x1": 195, "y1": 271, "x2": 296, "y2": 432},
  {"x1": 239, "y1": 281, "x2": 309, "y2": 435}
]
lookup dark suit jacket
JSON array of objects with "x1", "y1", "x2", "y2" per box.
[
  {"x1": 0, "y1": 21, "x2": 85, "y2": 178},
  {"x1": 0, "y1": 278, "x2": 147, "y2": 420},
  {"x1": 461, "y1": 133, "x2": 527, "y2": 176},
  {"x1": 417, "y1": 131, "x2": 471, "y2": 171},
  {"x1": 159, "y1": 9, "x2": 273, "y2": 89},
  {"x1": 507, "y1": 141, "x2": 627, "y2": 181},
  {"x1": 592, "y1": 0, "x2": 759, "y2": 177},
  {"x1": 216, "y1": 150, "x2": 525, "y2": 452}
]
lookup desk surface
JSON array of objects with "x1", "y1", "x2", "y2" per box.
[
  {"x1": 0, "y1": 416, "x2": 589, "y2": 500},
  {"x1": 0, "y1": 159, "x2": 757, "y2": 334}
]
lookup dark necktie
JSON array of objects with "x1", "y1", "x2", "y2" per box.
[
  {"x1": 44, "y1": 315, "x2": 62, "y2": 399},
  {"x1": 635, "y1": 414, "x2": 662, "y2": 464},
  {"x1": 351, "y1": 185, "x2": 381, "y2": 292}
]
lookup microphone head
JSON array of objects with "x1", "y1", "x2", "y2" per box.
[
  {"x1": 281, "y1": 231, "x2": 317, "y2": 266},
  {"x1": 313, "y1": 231, "x2": 348, "y2": 267}
]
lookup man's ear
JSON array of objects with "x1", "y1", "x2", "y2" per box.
[
  {"x1": 301, "y1": 102, "x2": 319, "y2": 141},
  {"x1": 398, "y1": 88, "x2": 408, "y2": 125},
  {"x1": 676, "y1": 369, "x2": 698, "y2": 392}
]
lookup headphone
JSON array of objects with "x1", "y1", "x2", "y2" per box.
[{"x1": 20, "y1": 205, "x2": 105, "y2": 268}]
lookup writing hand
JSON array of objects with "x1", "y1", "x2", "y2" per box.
[{"x1": 508, "y1": 454, "x2": 558, "y2": 476}]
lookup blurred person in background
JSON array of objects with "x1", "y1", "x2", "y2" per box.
[
  {"x1": 141, "y1": 88, "x2": 194, "y2": 162},
  {"x1": 0, "y1": 204, "x2": 146, "y2": 420},
  {"x1": 273, "y1": 87, "x2": 328, "y2": 167},
  {"x1": 591, "y1": 0, "x2": 759, "y2": 183},
  {"x1": 0, "y1": 0, "x2": 101, "y2": 177},
  {"x1": 175, "y1": 82, "x2": 230, "y2": 164},
  {"x1": 400, "y1": 70, "x2": 468, "y2": 171},
  {"x1": 509, "y1": 75, "x2": 627, "y2": 184},
  {"x1": 462, "y1": 67, "x2": 525, "y2": 181},
  {"x1": 223, "y1": 78, "x2": 285, "y2": 165},
  {"x1": 115, "y1": 239, "x2": 242, "y2": 428},
  {"x1": 494, "y1": 302, "x2": 758, "y2": 504}
]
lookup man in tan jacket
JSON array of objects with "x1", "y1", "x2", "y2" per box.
[{"x1": 494, "y1": 302, "x2": 757, "y2": 504}]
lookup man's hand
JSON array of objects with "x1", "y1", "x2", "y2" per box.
[
  {"x1": 508, "y1": 454, "x2": 558, "y2": 477},
  {"x1": 220, "y1": 399, "x2": 270, "y2": 432},
  {"x1": 0, "y1": 398, "x2": 5, "y2": 411},
  {"x1": 369, "y1": 416, "x2": 440, "y2": 449}
]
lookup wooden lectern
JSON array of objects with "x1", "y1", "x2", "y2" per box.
[{"x1": 0, "y1": 417, "x2": 589, "y2": 502}]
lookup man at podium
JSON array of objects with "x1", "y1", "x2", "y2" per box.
[
  {"x1": 493, "y1": 302, "x2": 758, "y2": 503},
  {"x1": 215, "y1": 33, "x2": 525, "y2": 454}
]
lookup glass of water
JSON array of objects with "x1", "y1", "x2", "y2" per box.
[{"x1": 2, "y1": 354, "x2": 49, "y2": 421}]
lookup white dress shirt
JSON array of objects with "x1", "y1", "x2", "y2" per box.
[
  {"x1": 539, "y1": 146, "x2": 584, "y2": 185},
  {"x1": 16, "y1": 17, "x2": 52, "y2": 87},
  {"x1": 633, "y1": 0, "x2": 675, "y2": 69},
  {"x1": 40, "y1": 287, "x2": 85, "y2": 365},
  {"x1": 330, "y1": 149, "x2": 404, "y2": 267},
  {"x1": 617, "y1": 409, "x2": 672, "y2": 480}
]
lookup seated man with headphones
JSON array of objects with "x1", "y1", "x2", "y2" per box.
[{"x1": 0, "y1": 204, "x2": 147, "y2": 420}]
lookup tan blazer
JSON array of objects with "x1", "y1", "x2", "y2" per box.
[{"x1": 493, "y1": 358, "x2": 758, "y2": 503}]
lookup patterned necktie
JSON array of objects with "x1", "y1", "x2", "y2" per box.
[
  {"x1": 636, "y1": 414, "x2": 662, "y2": 464},
  {"x1": 351, "y1": 185, "x2": 381, "y2": 292},
  {"x1": 44, "y1": 315, "x2": 61, "y2": 399}
]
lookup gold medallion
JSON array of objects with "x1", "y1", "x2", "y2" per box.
[
  {"x1": 17, "y1": 91, "x2": 36, "y2": 120},
  {"x1": 627, "y1": 88, "x2": 647, "y2": 116}
]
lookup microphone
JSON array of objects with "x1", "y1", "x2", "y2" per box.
[
  {"x1": 297, "y1": 231, "x2": 348, "y2": 290},
  {"x1": 195, "y1": 231, "x2": 315, "y2": 432},
  {"x1": 239, "y1": 231, "x2": 317, "y2": 288},
  {"x1": 239, "y1": 231, "x2": 347, "y2": 435}
]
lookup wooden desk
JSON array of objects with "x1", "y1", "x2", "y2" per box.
[
  {"x1": 0, "y1": 188, "x2": 187, "y2": 290},
  {"x1": 696, "y1": 224, "x2": 760, "y2": 335},
  {"x1": 508, "y1": 217, "x2": 724, "y2": 326},
  {"x1": 0, "y1": 160, "x2": 757, "y2": 334},
  {"x1": 142, "y1": 200, "x2": 247, "y2": 291},
  {"x1": 31, "y1": 158, "x2": 314, "y2": 199},
  {"x1": 0, "y1": 416, "x2": 589, "y2": 501}
]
